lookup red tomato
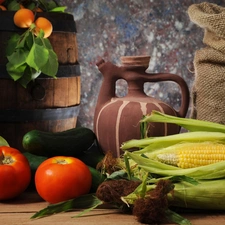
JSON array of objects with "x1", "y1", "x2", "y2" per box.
[
  {"x1": 0, "y1": 0, "x2": 5, "y2": 5},
  {"x1": 35, "y1": 156, "x2": 92, "y2": 204},
  {"x1": 0, "y1": 146, "x2": 31, "y2": 200}
]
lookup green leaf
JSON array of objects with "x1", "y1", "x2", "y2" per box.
[
  {"x1": 26, "y1": 42, "x2": 49, "y2": 71},
  {"x1": 17, "y1": 66, "x2": 41, "y2": 88},
  {"x1": 37, "y1": 38, "x2": 58, "y2": 76},
  {"x1": 6, "y1": 24, "x2": 59, "y2": 87},
  {"x1": 24, "y1": 31, "x2": 34, "y2": 50},
  {"x1": 6, "y1": 34, "x2": 21, "y2": 56},
  {"x1": 16, "y1": 30, "x2": 33, "y2": 49},
  {"x1": 38, "y1": 0, "x2": 60, "y2": 11},
  {"x1": 72, "y1": 197, "x2": 103, "y2": 218},
  {"x1": 6, "y1": 62, "x2": 27, "y2": 81},
  {"x1": 26, "y1": 2, "x2": 36, "y2": 10},
  {"x1": 45, "y1": 0, "x2": 59, "y2": 10},
  {"x1": 50, "y1": 6, "x2": 67, "y2": 12},
  {"x1": 7, "y1": 0, "x2": 21, "y2": 11},
  {"x1": 31, "y1": 194, "x2": 103, "y2": 219},
  {"x1": 41, "y1": 37, "x2": 54, "y2": 50},
  {"x1": 165, "y1": 209, "x2": 192, "y2": 225},
  {"x1": 40, "y1": 49, "x2": 58, "y2": 77},
  {"x1": 0, "y1": 136, "x2": 9, "y2": 147},
  {"x1": 6, "y1": 31, "x2": 32, "y2": 57},
  {"x1": 7, "y1": 48, "x2": 28, "y2": 67}
]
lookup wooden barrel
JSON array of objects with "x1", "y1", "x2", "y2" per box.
[{"x1": 0, "y1": 12, "x2": 81, "y2": 151}]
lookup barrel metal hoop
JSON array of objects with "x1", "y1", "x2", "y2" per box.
[
  {"x1": 39, "y1": 64, "x2": 81, "y2": 78},
  {"x1": 0, "y1": 105, "x2": 80, "y2": 122},
  {"x1": 0, "y1": 12, "x2": 77, "y2": 32},
  {"x1": 0, "y1": 64, "x2": 81, "y2": 79}
]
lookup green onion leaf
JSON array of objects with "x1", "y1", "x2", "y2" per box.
[{"x1": 31, "y1": 194, "x2": 103, "y2": 219}]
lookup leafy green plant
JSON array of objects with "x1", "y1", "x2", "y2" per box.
[
  {"x1": 6, "y1": 24, "x2": 58, "y2": 87},
  {"x1": 4, "y1": 0, "x2": 66, "y2": 12},
  {"x1": 3, "y1": 0, "x2": 67, "y2": 87}
]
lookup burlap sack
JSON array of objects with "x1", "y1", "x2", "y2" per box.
[{"x1": 188, "y1": 2, "x2": 225, "y2": 124}]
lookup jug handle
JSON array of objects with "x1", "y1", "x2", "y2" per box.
[{"x1": 137, "y1": 72, "x2": 190, "y2": 118}]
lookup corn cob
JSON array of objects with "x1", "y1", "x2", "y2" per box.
[
  {"x1": 156, "y1": 142, "x2": 225, "y2": 168},
  {"x1": 125, "y1": 150, "x2": 225, "y2": 180}
]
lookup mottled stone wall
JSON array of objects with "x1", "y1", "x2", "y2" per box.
[{"x1": 60, "y1": 0, "x2": 225, "y2": 129}]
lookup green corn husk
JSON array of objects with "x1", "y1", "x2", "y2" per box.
[
  {"x1": 125, "y1": 151, "x2": 225, "y2": 180},
  {"x1": 121, "y1": 110, "x2": 225, "y2": 152},
  {"x1": 168, "y1": 179, "x2": 225, "y2": 211},
  {"x1": 120, "y1": 112, "x2": 225, "y2": 214},
  {"x1": 122, "y1": 152, "x2": 225, "y2": 212},
  {"x1": 141, "y1": 110, "x2": 225, "y2": 133},
  {"x1": 123, "y1": 178, "x2": 225, "y2": 211},
  {"x1": 121, "y1": 131, "x2": 225, "y2": 152}
]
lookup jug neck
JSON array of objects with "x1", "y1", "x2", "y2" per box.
[
  {"x1": 120, "y1": 55, "x2": 150, "y2": 68},
  {"x1": 126, "y1": 80, "x2": 146, "y2": 97}
]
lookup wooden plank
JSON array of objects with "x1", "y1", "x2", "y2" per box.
[
  {"x1": 1, "y1": 191, "x2": 225, "y2": 225},
  {"x1": 1, "y1": 210, "x2": 142, "y2": 225},
  {"x1": 2, "y1": 210, "x2": 225, "y2": 225},
  {"x1": 0, "y1": 191, "x2": 47, "y2": 213}
]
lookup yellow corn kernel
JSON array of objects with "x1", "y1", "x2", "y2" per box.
[{"x1": 156, "y1": 142, "x2": 225, "y2": 169}]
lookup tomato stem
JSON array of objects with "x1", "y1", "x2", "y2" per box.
[
  {"x1": 0, "y1": 153, "x2": 4, "y2": 165},
  {"x1": 56, "y1": 159, "x2": 68, "y2": 165},
  {"x1": 0, "y1": 153, "x2": 15, "y2": 165}
]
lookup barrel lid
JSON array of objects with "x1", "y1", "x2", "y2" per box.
[{"x1": 0, "y1": 11, "x2": 77, "y2": 32}]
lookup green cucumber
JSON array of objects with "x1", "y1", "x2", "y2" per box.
[
  {"x1": 88, "y1": 166, "x2": 106, "y2": 192},
  {"x1": 23, "y1": 152, "x2": 48, "y2": 174},
  {"x1": 23, "y1": 152, "x2": 48, "y2": 189},
  {"x1": 78, "y1": 140, "x2": 105, "y2": 168},
  {"x1": 22, "y1": 127, "x2": 98, "y2": 158}
]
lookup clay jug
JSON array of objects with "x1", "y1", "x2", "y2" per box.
[{"x1": 94, "y1": 56, "x2": 190, "y2": 157}]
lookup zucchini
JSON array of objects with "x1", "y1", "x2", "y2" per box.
[{"x1": 22, "y1": 127, "x2": 98, "y2": 158}]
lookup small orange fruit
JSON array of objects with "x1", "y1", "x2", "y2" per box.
[
  {"x1": 0, "y1": 5, "x2": 6, "y2": 10},
  {"x1": 13, "y1": 8, "x2": 35, "y2": 28},
  {"x1": 34, "y1": 17, "x2": 53, "y2": 38}
]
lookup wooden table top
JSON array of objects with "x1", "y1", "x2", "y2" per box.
[{"x1": 1, "y1": 190, "x2": 225, "y2": 225}]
